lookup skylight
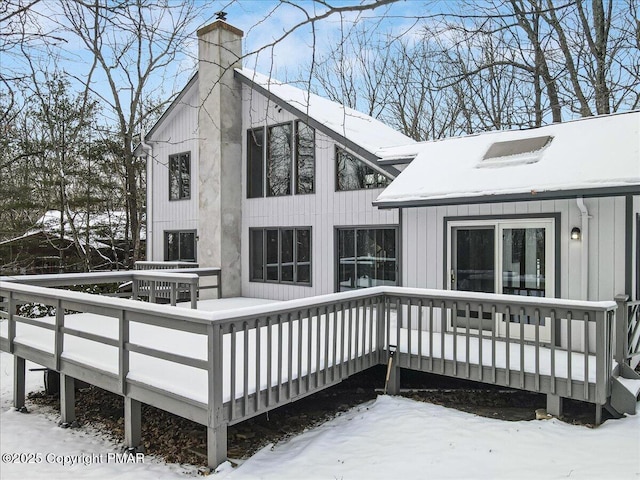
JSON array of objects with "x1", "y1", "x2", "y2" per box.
[{"x1": 477, "y1": 135, "x2": 553, "y2": 168}]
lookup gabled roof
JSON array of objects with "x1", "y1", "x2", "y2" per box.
[
  {"x1": 374, "y1": 111, "x2": 640, "y2": 208},
  {"x1": 234, "y1": 68, "x2": 415, "y2": 174},
  {"x1": 134, "y1": 72, "x2": 198, "y2": 156}
]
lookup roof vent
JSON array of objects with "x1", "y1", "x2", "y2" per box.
[{"x1": 477, "y1": 135, "x2": 553, "y2": 168}]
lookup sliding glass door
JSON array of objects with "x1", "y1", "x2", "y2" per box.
[{"x1": 449, "y1": 219, "x2": 555, "y2": 342}]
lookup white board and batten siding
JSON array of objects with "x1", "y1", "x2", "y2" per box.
[
  {"x1": 147, "y1": 83, "x2": 200, "y2": 261},
  {"x1": 240, "y1": 85, "x2": 398, "y2": 300}
]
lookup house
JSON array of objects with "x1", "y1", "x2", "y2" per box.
[
  {"x1": 142, "y1": 20, "x2": 639, "y2": 317},
  {"x1": 141, "y1": 21, "x2": 414, "y2": 301},
  {"x1": 3, "y1": 19, "x2": 639, "y2": 471}
]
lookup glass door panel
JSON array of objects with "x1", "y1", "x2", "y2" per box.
[
  {"x1": 454, "y1": 228, "x2": 495, "y2": 293},
  {"x1": 452, "y1": 227, "x2": 495, "y2": 331},
  {"x1": 502, "y1": 228, "x2": 546, "y2": 298},
  {"x1": 498, "y1": 223, "x2": 553, "y2": 341}
]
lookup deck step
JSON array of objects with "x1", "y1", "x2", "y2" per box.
[
  {"x1": 617, "y1": 377, "x2": 640, "y2": 398},
  {"x1": 609, "y1": 376, "x2": 640, "y2": 415}
]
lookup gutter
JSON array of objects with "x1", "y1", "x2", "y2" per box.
[
  {"x1": 576, "y1": 197, "x2": 590, "y2": 301},
  {"x1": 140, "y1": 133, "x2": 154, "y2": 261}
]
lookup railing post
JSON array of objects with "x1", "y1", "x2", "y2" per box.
[
  {"x1": 614, "y1": 294, "x2": 629, "y2": 366},
  {"x1": 595, "y1": 310, "x2": 611, "y2": 406},
  {"x1": 376, "y1": 295, "x2": 387, "y2": 365},
  {"x1": 190, "y1": 280, "x2": 198, "y2": 310},
  {"x1": 118, "y1": 309, "x2": 129, "y2": 395},
  {"x1": 149, "y1": 281, "x2": 157, "y2": 304},
  {"x1": 8, "y1": 292, "x2": 15, "y2": 354},
  {"x1": 55, "y1": 299, "x2": 64, "y2": 371},
  {"x1": 207, "y1": 322, "x2": 227, "y2": 470},
  {"x1": 132, "y1": 277, "x2": 139, "y2": 301},
  {"x1": 170, "y1": 283, "x2": 177, "y2": 306}
]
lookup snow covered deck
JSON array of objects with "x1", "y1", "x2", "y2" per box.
[{"x1": 0, "y1": 280, "x2": 619, "y2": 469}]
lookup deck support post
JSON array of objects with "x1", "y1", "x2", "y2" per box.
[
  {"x1": 595, "y1": 404, "x2": 603, "y2": 425},
  {"x1": 124, "y1": 397, "x2": 142, "y2": 449},
  {"x1": 207, "y1": 423, "x2": 227, "y2": 470},
  {"x1": 13, "y1": 356, "x2": 26, "y2": 411},
  {"x1": 546, "y1": 394, "x2": 563, "y2": 417},
  {"x1": 60, "y1": 373, "x2": 76, "y2": 426}
]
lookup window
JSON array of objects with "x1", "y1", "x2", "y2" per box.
[
  {"x1": 246, "y1": 121, "x2": 315, "y2": 198},
  {"x1": 169, "y1": 152, "x2": 191, "y2": 200},
  {"x1": 337, "y1": 227, "x2": 397, "y2": 291},
  {"x1": 267, "y1": 124, "x2": 292, "y2": 196},
  {"x1": 250, "y1": 227, "x2": 311, "y2": 285},
  {"x1": 247, "y1": 128, "x2": 264, "y2": 198},
  {"x1": 295, "y1": 121, "x2": 315, "y2": 194},
  {"x1": 336, "y1": 147, "x2": 390, "y2": 191},
  {"x1": 164, "y1": 231, "x2": 196, "y2": 262}
]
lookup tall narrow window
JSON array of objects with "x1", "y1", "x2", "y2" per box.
[
  {"x1": 164, "y1": 231, "x2": 196, "y2": 262},
  {"x1": 336, "y1": 147, "x2": 390, "y2": 191},
  {"x1": 267, "y1": 124, "x2": 292, "y2": 196},
  {"x1": 295, "y1": 121, "x2": 315, "y2": 194},
  {"x1": 169, "y1": 152, "x2": 191, "y2": 200},
  {"x1": 249, "y1": 227, "x2": 312, "y2": 285},
  {"x1": 247, "y1": 128, "x2": 264, "y2": 198},
  {"x1": 296, "y1": 229, "x2": 311, "y2": 283},
  {"x1": 265, "y1": 229, "x2": 280, "y2": 281},
  {"x1": 250, "y1": 229, "x2": 264, "y2": 281}
]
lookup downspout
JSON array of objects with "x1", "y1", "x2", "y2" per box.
[
  {"x1": 140, "y1": 133, "x2": 153, "y2": 261},
  {"x1": 576, "y1": 197, "x2": 590, "y2": 301}
]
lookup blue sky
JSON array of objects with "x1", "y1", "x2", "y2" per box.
[{"x1": 3, "y1": 0, "x2": 434, "y2": 126}]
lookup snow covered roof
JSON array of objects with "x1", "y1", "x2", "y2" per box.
[
  {"x1": 234, "y1": 68, "x2": 415, "y2": 162},
  {"x1": 375, "y1": 111, "x2": 640, "y2": 208}
]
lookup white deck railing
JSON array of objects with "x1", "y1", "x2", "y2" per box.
[{"x1": 0, "y1": 274, "x2": 620, "y2": 470}]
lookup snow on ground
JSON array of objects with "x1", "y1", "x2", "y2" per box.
[
  {"x1": 1, "y1": 349, "x2": 638, "y2": 479},
  {"x1": 0, "y1": 352, "x2": 198, "y2": 479}
]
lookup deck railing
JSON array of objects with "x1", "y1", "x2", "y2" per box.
[
  {"x1": 133, "y1": 262, "x2": 219, "y2": 303},
  {"x1": 381, "y1": 287, "x2": 616, "y2": 406},
  {"x1": 0, "y1": 277, "x2": 619, "y2": 470},
  {"x1": 0, "y1": 267, "x2": 221, "y2": 307},
  {"x1": 615, "y1": 295, "x2": 640, "y2": 366}
]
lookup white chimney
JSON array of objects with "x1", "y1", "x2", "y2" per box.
[{"x1": 196, "y1": 20, "x2": 243, "y2": 297}]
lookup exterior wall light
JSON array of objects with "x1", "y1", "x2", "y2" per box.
[{"x1": 571, "y1": 227, "x2": 581, "y2": 240}]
